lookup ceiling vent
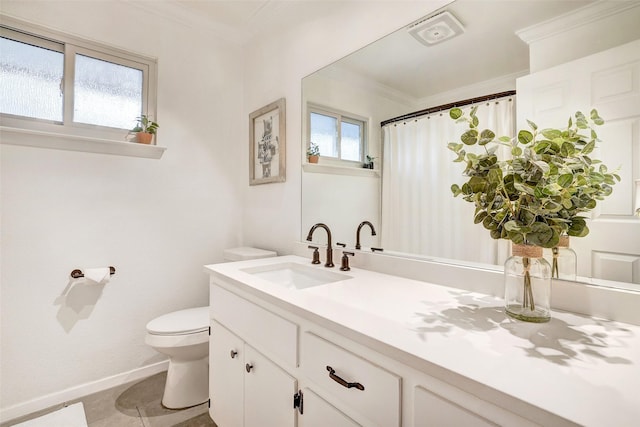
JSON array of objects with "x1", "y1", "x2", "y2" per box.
[{"x1": 407, "y1": 11, "x2": 465, "y2": 46}]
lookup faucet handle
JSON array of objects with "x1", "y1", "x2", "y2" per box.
[
  {"x1": 308, "y1": 245, "x2": 321, "y2": 264},
  {"x1": 340, "y1": 251, "x2": 354, "y2": 271},
  {"x1": 336, "y1": 242, "x2": 346, "y2": 247},
  {"x1": 371, "y1": 247, "x2": 384, "y2": 252}
]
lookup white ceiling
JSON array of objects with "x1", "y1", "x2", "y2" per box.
[
  {"x1": 167, "y1": 0, "x2": 596, "y2": 101},
  {"x1": 325, "y1": 0, "x2": 594, "y2": 101},
  {"x1": 172, "y1": 0, "x2": 340, "y2": 43}
]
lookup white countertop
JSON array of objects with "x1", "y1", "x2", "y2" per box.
[{"x1": 205, "y1": 255, "x2": 640, "y2": 427}]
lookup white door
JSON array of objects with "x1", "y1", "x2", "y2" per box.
[
  {"x1": 298, "y1": 388, "x2": 361, "y2": 427},
  {"x1": 210, "y1": 321, "x2": 245, "y2": 427},
  {"x1": 517, "y1": 39, "x2": 640, "y2": 285},
  {"x1": 244, "y1": 344, "x2": 297, "y2": 427}
]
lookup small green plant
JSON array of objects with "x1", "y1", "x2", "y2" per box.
[
  {"x1": 364, "y1": 155, "x2": 377, "y2": 169},
  {"x1": 307, "y1": 142, "x2": 320, "y2": 156},
  {"x1": 448, "y1": 107, "x2": 620, "y2": 248},
  {"x1": 132, "y1": 114, "x2": 159, "y2": 135}
]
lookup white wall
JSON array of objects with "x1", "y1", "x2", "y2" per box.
[
  {"x1": 300, "y1": 70, "x2": 415, "y2": 248},
  {"x1": 241, "y1": 0, "x2": 451, "y2": 256},
  {"x1": 0, "y1": 0, "x2": 452, "y2": 419},
  {"x1": 0, "y1": 0, "x2": 244, "y2": 416}
]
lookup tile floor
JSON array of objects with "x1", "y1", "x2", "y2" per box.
[{"x1": 3, "y1": 372, "x2": 216, "y2": 427}]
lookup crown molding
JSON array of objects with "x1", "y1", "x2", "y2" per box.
[
  {"x1": 517, "y1": 0, "x2": 640, "y2": 45},
  {"x1": 120, "y1": 0, "x2": 247, "y2": 45}
]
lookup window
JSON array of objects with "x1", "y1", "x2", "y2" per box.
[
  {"x1": 73, "y1": 54, "x2": 143, "y2": 129},
  {"x1": 0, "y1": 17, "x2": 157, "y2": 143},
  {"x1": 0, "y1": 35, "x2": 64, "y2": 122},
  {"x1": 308, "y1": 105, "x2": 367, "y2": 164}
]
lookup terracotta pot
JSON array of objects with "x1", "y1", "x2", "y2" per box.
[
  {"x1": 136, "y1": 132, "x2": 153, "y2": 144},
  {"x1": 308, "y1": 155, "x2": 319, "y2": 164}
]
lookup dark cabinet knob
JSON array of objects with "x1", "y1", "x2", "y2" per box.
[
  {"x1": 245, "y1": 363, "x2": 253, "y2": 373},
  {"x1": 230, "y1": 350, "x2": 238, "y2": 359}
]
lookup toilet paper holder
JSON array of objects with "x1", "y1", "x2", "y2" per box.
[{"x1": 70, "y1": 266, "x2": 116, "y2": 279}]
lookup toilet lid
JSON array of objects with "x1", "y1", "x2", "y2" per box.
[{"x1": 146, "y1": 307, "x2": 209, "y2": 335}]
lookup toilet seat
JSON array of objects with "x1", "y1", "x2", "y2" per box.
[{"x1": 146, "y1": 306, "x2": 209, "y2": 336}]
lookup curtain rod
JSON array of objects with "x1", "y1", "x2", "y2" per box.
[{"x1": 380, "y1": 90, "x2": 516, "y2": 127}]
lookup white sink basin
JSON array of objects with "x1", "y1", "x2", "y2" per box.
[{"x1": 241, "y1": 262, "x2": 351, "y2": 290}]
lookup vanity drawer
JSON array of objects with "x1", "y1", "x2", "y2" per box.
[
  {"x1": 210, "y1": 284, "x2": 297, "y2": 368},
  {"x1": 301, "y1": 332, "x2": 401, "y2": 427}
]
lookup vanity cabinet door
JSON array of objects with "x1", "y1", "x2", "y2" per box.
[
  {"x1": 210, "y1": 321, "x2": 244, "y2": 427},
  {"x1": 211, "y1": 321, "x2": 298, "y2": 427},
  {"x1": 244, "y1": 344, "x2": 297, "y2": 427},
  {"x1": 413, "y1": 386, "x2": 498, "y2": 427},
  {"x1": 299, "y1": 388, "x2": 361, "y2": 427}
]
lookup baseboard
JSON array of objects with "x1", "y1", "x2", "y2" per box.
[{"x1": 0, "y1": 360, "x2": 169, "y2": 424}]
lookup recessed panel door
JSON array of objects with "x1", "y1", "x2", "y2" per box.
[
  {"x1": 298, "y1": 388, "x2": 361, "y2": 427},
  {"x1": 210, "y1": 321, "x2": 244, "y2": 427},
  {"x1": 244, "y1": 344, "x2": 297, "y2": 427},
  {"x1": 517, "y1": 40, "x2": 640, "y2": 284}
]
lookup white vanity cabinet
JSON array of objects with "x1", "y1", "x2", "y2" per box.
[
  {"x1": 209, "y1": 320, "x2": 298, "y2": 427},
  {"x1": 208, "y1": 279, "x2": 400, "y2": 427},
  {"x1": 209, "y1": 283, "x2": 300, "y2": 427},
  {"x1": 206, "y1": 256, "x2": 640, "y2": 426},
  {"x1": 207, "y1": 274, "x2": 525, "y2": 427}
]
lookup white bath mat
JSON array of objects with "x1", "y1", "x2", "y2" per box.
[{"x1": 14, "y1": 402, "x2": 87, "y2": 427}]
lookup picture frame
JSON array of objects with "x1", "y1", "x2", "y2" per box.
[{"x1": 249, "y1": 98, "x2": 286, "y2": 185}]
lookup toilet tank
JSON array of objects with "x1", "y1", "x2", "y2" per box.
[{"x1": 223, "y1": 247, "x2": 277, "y2": 262}]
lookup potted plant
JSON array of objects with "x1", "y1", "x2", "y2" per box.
[
  {"x1": 448, "y1": 106, "x2": 619, "y2": 322},
  {"x1": 130, "y1": 114, "x2": 159, "y2": 144},
  {"x1": 307, "y1": 142, "x2": 320, "y2": 164},
  {"x1": 364, "y1": 155, "x2": 376, "y2": 169}
]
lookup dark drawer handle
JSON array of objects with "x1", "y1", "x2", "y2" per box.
[{"x1": 326, "y1": 366, "x2": 365, "y2": 391}]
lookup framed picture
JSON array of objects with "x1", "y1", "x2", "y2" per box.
[{"x1": 249, "y1": 98, "x2": 286, "y2": 185}]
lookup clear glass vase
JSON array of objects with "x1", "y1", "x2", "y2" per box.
[
  {"x1": 504, "y1": 244, "x2": 551, "y2": 323},
  {"x1": 544, "y1": 236, "x2": 577, "y2": 281}
]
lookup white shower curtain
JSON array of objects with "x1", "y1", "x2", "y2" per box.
[{"x1": 381, "y1": 97, "x2": 515, "y2": 266}]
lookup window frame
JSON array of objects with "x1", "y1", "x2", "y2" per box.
[
  {"x1": 307, "y1": 104, "x2": 368, "y2": 167},
  {"x1": 0, "y1": 16, "x2": 157, "y2": 143}
]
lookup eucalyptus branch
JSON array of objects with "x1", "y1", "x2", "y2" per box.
[{"x1": 448, "y1": 107, "x2": 619, "y2": 248}]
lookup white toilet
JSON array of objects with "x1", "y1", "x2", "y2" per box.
[
  {"x1": 145, "y1": 307, "x2": 210, "y2": 408},
  {"x1": 145, "y1": 247, "x2": 277, "y2": 409}
]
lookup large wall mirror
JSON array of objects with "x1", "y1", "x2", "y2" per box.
[{"x1": 302, "y1": 0, "x2": 640, "y2": 292}]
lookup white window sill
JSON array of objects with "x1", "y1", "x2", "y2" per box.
[
  {"x1": 303, "y1": 162, "x2": 380, "y2": 177},
  {"x1": 0, "y1": 126, "x2": 166, "y2": 159}
]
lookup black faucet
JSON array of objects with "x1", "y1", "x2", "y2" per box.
[
  {"x1": 355, "y1": 221, "x2": 377, "y2": 250},
  {"x1": 306, "y1": 223, "x2": 334, "y2": 267}
]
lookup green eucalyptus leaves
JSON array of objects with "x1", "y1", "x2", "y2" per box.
[{"x1": 448, "y1": 106, "x2": 620, "y2": 248}]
